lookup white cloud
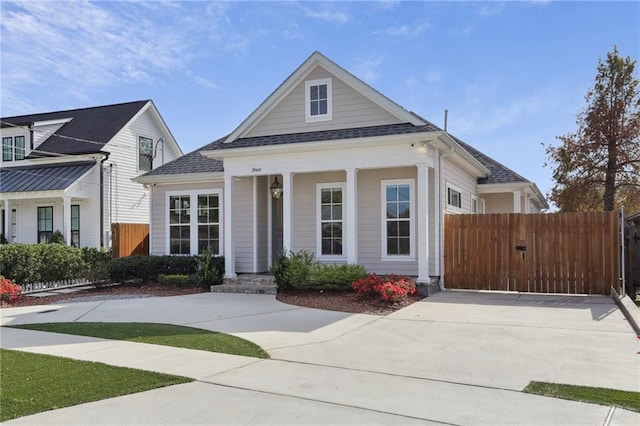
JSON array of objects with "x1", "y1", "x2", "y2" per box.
[
  {"x1": 352, "y1": 54, "x2": 384, "y2": 84},
  {"x1": 425, "y1": 70, "x2": 442, "y2": 83},
  {"x1": 376, "y1": 0, "x2": 399, "y2": 10},
  {"x1": 476, "y1": 2, "x2": 505, "y2": 16},
  {"x1": 303, "y1": 4, "x2": 350, "y2": 23},
  {"x1": 385, "y1": 21, "x2": 430, "y2": 37},
  {"x1": 449, "y1": 24, "x2": 473, "y2": 36}
]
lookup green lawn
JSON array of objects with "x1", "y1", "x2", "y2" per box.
[
  {"x1": 9, "y1": 322, "x2": 269, "y2": 358},
  {"x1": 524, "y1": 381, "x2": 640, "y2": 413},
  {"x1": 0, "y1": 349, "x2": 192, "y2": 421}
]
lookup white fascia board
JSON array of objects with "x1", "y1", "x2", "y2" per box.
[
  {"x1": 204, "y1": 131, "x2": 440, "y2": 160},
  {"x1": 107, "y1": 101, "x2": 150, "y2": 149},
  {"x1": 225, "y1": 51, "x2": 426, "y2": 143},
  {"x1": 0, "y1": 190, "x2": 65, "y2": 200},
  {"x1": 33, "y1": 118, "x2": 73, "y2": 127},
  {"x1": 145, "y1": 100, "x2": 184, "y2": 156},
  {"x1": 436, "y1": 132, "x2": 491, "y2": 178},
  {"x1": 2, "y1": 154, "x2": 102, "y2": 169},
  {"x1": 133, "y1": 172, "x2": 224, "y2": 185}
]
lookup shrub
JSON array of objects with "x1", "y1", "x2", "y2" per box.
[
  {"x1": 158, "y1": 274, "x2": 193, "y2": 287},
  {"x1": 0, "y1": 276, "x2": 21, "y2": 302},
  {"x1": 81, "y1": 247, "x2": 111, "y2": 285},
  {"x1": 0, "y1": 243, "x2": 85, "y2": 284},
  {"x1": 353, "y1": 274, "x2": 416, "y2": 303},
  {"x1": 308, "y1": 263, "x2": 368, "y2": 291},
  {"x1": 107, "y1": 255, "x2": 203, "y2": 283},
  {"x1": 195, "y1": 250, "x2": 224, "y2": 288},
  {"x1": 269, "y1": 249, "x2": 316, "y2": 289},
  {"x1": 49, "y1": 230, "x2": 65, "y2": 245}
]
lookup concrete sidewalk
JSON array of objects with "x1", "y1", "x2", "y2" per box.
[{"x1": 2, "y1": 291, "x2": 639, "y2": 425}]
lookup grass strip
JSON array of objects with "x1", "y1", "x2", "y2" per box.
[
  {"x1": 523, "y1": 381, "x2": 640, "y2": 413},
  {"x1": 9, "y1": 322, "x2": 269, "y2": 358},
  {"x1": 0, "y1": 349, "x2": 192, "y2": 421}
]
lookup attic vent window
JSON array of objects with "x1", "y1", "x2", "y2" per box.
[{"x1": 305, "y1": 78, "x2": 332, "y2": 122}]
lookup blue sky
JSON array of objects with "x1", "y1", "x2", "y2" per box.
[{"x1": 1, "y1": 1, "x2": 639, "y2": 205}]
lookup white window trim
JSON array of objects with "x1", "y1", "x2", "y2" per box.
[
  {"x1": 316, "y1": 182, "x2": 346, "y2": 260},
  {"x1": 471, "y1": 195, "x2": 478, "y2": 214},
  {"x1": 305, "y1": 77, "x2": 333, "y2": 123},
  {"x1": 381, "y1": 178, "x2": 415, "y2": 261},
  {"x1": 165, "y1": 189, "x2": 223, "y2": 256},
  {"x1": 446, "y1": 182, "x2": 463, "y2": 213},
  {"x1": 138, "y1": 135, "x2": 154, "y2": 172}
]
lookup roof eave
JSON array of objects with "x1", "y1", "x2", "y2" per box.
[{"x1": 133, "y1": 172, "x2": 224, "y2": 185}]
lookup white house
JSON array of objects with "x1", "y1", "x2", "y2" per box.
[
  {"x1": 0, "y1": 100, "x2": 182, "y2": 248},
  {"x1": 135, "y1": 52, "x2": 547, "y2": 287}
]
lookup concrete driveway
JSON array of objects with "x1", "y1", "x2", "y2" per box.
[{"x1": 1, "y1": 291, "x2": 639, "y2": 425}]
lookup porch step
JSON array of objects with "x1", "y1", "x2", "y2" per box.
[{"x1": 210, "y1": 274, "x2": 277, "y2": 295}]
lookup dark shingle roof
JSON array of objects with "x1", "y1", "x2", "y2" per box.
[
  {"x1": 451, "y1": 136, "x2": 529, "y2": 184},
  {"x1": 210, "y1": 123, "x2": 440, "y2": 150},
  {"x1": 0, "y1": 161, "x2": 95, "y2": 193},
  {"x1": 142, "y1": 137, "x2": 225, "y2": 176},
  {"x1": 2, "y1": 101, "x2": 149, "y2": 157}
]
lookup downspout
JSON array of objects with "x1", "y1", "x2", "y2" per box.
[
  {"x1": 438, "y1": 146, "x2": 455, "y2": 291},
  {"x1": 99, "y1": 152, "x2": 110, "y2": 248}
]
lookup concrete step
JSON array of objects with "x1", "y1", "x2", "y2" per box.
[{"x1": 211, "y1": 275, "x2": 277, "y2": 295}]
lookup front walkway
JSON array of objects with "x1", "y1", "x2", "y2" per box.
[{"x1": 1, "y1": 291, "x2": 638, "y2": 425}]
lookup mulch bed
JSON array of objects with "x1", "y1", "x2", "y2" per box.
[{"x1": 2, "y1": 284, "x2": 424, "y2": 315}]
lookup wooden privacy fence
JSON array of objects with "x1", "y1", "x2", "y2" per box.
[
  {"x1": 111, "y1": 223, "x2": 149, "y2": 258},
  {"x1": 444, "y1": 212, "x2": 620, "y2": 295}
]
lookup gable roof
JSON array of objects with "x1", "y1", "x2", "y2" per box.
[
  {"x1": 138, "y1": 136, "x2": 225, "y2": 179},
  {"x1": 1, "y1": 100, "x2": 149, "y2": 157},
  {"x1": 224, "y1": 51, "x2": 425, "y2": 144},
  {"x1": 0, "y1": 161, "x2": 96, "y2": 193}
]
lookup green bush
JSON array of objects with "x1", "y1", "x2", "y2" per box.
[
  {"x1": 158, "y1": 274, "x2": 193, "y2": 287},
  {"x1": 308, "y1": 263, "x2": 368, "y2": 291},
  {"x1": 49, "y1": 230, "x2": 65, "y2": 245},
  {"x1": 107, "y1": 255, "x2": 212, "y2": 283},
  {"x1": 269, "y1": 249, "x2": 316, "y2": 289},
  {"x1": 81, "y1": 247, "x2": 111, "y2": 285},
  {"x1": 195, "y1": 250, "x2": 224, "y2": 288},
  {"x1": 0, "y1": 243, "x2": 88, "y2": 284}
]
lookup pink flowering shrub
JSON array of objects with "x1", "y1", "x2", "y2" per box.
[
  {"x1": 0, "y1": 276, "x2": 21, "y2": 302},
  {"x1": 352, "y1": 273, "x2": 416, "y2": 303}
]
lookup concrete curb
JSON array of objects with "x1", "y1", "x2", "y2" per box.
[{"x1": 611, "y1": 287, "x2": 640, "y2": 335}]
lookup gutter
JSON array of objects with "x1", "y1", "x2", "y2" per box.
[{"x1": 99, "y1": 152, "x2": 110, "y2": 248}]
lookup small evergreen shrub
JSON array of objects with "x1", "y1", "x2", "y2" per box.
[
  {"x1": 308, "y1": 263, "x2": 368, "y2": 291},
  {"x1": 81, "y1": 247, "x2": 111, "y2": 286},
  {"x1": 158, "y1": 274, "x2": 193, "y2": 287},
  {"x1": 269, "y1": 250, "x2": 316, "y2": 289},
  {"x1": 195, "y1": 250, "x2": 224, "y2": 288},
  {"x1": 107, "y1": 255, "x2": 215, "y2": 283},
  {"x1": 49, "y1": 230, "x2": 65, "y2": 245},
  {"x1": 0, "y1": 243, "x2": 86, "y2": 284}
]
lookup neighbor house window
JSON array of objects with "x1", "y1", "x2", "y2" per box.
[
  {"x1": 382, "y1": 179, "x2": 414, "y2": 258},
  {"x1": 471, "y1": 196, "x2": 478, "y2": 214},
  {"x1": 138, "y1": 136, "x2": 153, "y2": 171},
  {"x1": 447, "y1": 184, "x2": 462, "y2": 211},
  {"x1": 305, "y1": 78, "x2": 332, "y2": 122},
  {"x1": 37, "y1": 206, "x2": 53, "y2": 243},
  {"x1": 71, "y1": 205, "x2": 80, "y2": 247},
  {"x1": 1, "y1": 208, "x2": 17, "y2": 242},
  {"x1": 317, "y1": 183, "x2": 345, "y2": 257},
  {"x1": 167, "y1": 190, "x2": 222, "y2": 255},
  {"x1": 2, "y1": 136, "x2": 26, "y2": 161}
]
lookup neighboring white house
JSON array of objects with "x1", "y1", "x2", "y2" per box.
[
  {"x1": 135, "y1": 51, "x2": 548, "y2": 285},
  {"x1": 0, "y1": 100, "x2": 183, "y2": 248}
]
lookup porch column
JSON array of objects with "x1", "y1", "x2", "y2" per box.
[
  {"x1": 417, "y1": 164, "x2": 429, "y2": 283},
  {"x1": 3, "y1": 199, "x2": 11, "y2": 241},
  {"x1": 223, "y1": 175, "x2": 236, "y2": 278},
  {"x1": 282, "y1": 172, "x2": 293, "y2": 252},
  {"x1": 62, "y1": 196, "x2": 72, "y2": 246},
  {"x1": 513, "y1": 190, "x2": 522, "y2": 213},
  {"x1": 345, "y1": 168, "x2": 358, "y2": 264}
]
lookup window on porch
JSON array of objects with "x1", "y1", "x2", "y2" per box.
[
  {"x1": 168, "y1": 191, "x2": 221, "y2": 255},
  {"x1": 37, "y1": 206, "x2": 53, "y2": 243},
  {"x1": 71, "y1": 205, "x2": 80, "y2": 247},
  {"x1": 383, "y1": 180, "x2": 414, "y2": 258},
  {"x1": 318, "y1": 184, "x2": 344, "y2": 257}
]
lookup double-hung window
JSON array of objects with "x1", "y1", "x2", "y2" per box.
[
  {"x1": 382, "y1": 179, "x2": 414, "y2": 258},
  {"x1": 138, "y1": 136, "x2": 153, "y2": 172},
  {"x1": 71, "y1": 205, "x2": 80, "y2": 247},
  {"x1": 446, "y1": 183, "x2": 462, "y2": 211},
  {"x1": 37, "y1": 206, "x2": 53, "y2": 243},
  {"x1": 305, "y1": 78, "x2": 332, "y2": 122},
  {"x1": 1, "y1": 208, "x2": 17, "y2": 242},
  {"x1": 317, "y1": 183, "x2": 345, "y2": 257},
  {"x1": 2, "y1": 136, "x2": 25, "y2": 161},
  {"x1": 168, "y1": 190, "x2": 222, "y2": 255}
]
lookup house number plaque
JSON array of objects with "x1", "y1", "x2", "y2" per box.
[{"x1": 251, "y1": 168, "x2": 262, "y2": 173}]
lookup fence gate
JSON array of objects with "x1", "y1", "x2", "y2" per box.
[
  {"x1": 111, "y1": 223, "x2": 149, "y2": 258},
  {"x1": 444, "y1": 212, "x2": 620, "y2": 295}
]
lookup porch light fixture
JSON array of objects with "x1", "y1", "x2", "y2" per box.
[{"x1": 270, "y1": 176, "x2": 283, "y2": 199}]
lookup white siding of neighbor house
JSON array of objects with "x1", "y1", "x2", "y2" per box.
[
  {"x1": 442, "y1": 158, "x2": 478, "y2": 214},
  {"x1": 246, "y1": 66, "x2": 402, "y2": 138},
  {"x1": 148, "y1": 181, "x2": 225, "y2": 255},
  {"x1": 105, "y1": 106, "x2": 180, "y2": 232}
]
